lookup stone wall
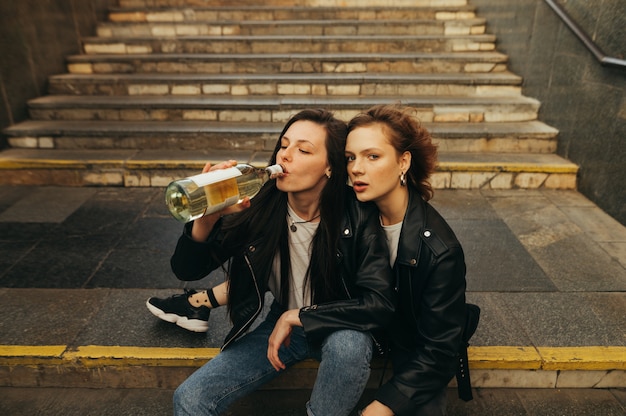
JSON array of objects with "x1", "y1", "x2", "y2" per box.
[
  {"x1": 0, "y1": 0, "x2": 116, "y2": 147},
  {"x1": 471, "y1": 0, "x2": 625, "y2": 225}
]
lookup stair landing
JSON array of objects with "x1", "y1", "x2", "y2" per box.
[{"x1": 0, "y1": 186, "x2": 625, "y2": 391}]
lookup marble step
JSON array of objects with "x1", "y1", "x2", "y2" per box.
[
  {"x1": 108, "y1": 5, "x2": 477, "y2": 23},
  {"x1": 66, "y1": 52, "x2": 509, "y2": 75},
  {"x1": 27, "y1": 94, "x2": 541, "y2": 124},
  {"x1": 96, "y1": 18, "x2": 486, "y2": 38},
  {"x1": 0, "y1": 148, "x2": 578, "y2": 189},
  {"x1": 81, "y1": 34, "x2": 497, "y2": 55},
  {"x1": 4, "y1": 119, "x2": 558, "y2": 154},
  {"x1": 47, "y1": 72, "x2": 522, "y2": 97}
]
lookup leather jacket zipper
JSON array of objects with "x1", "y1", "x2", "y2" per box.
[{"x1": 221, "y1": 253, "x2": 264, "y2": 351}]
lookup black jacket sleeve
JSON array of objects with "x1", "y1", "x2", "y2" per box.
[
  {"x1": 299, "y1": 198, "x2": 396, "y2": 342},
  {"x1": 170, "y1": 220, "x2": 229, "y2": 281}
]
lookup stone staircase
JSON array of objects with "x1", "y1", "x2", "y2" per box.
[
  {"x1": 0, "y1": 0, "x2": 578, "y2": 191},
  {"x1": 4, "y1": 2, "x2": 626, "y2": 408}
]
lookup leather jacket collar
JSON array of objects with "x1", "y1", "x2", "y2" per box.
[{"x1": 396, "y1": 189, "x2": 426, "y2": 268}]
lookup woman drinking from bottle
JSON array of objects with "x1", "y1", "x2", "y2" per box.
[{"x1": 150, "y1": 108, "x2": 395, "y2": 416}]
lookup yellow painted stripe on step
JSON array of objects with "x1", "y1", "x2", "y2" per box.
[
  {"x1": 0, "y1": 159, "x2": 125, "y2": 169},
  {"x1": 0, "y1": 345, "x2": 67, "y2": 365},
  {"x1": 108, "y1": 12, "x2": 147, "y2": 23},
  {"x1": 125, "y1": 159, "x2": 257, "y2": 169},
  {"x1": 2, "y1": 345, "x2": 623, "y2": 371},
  {"x1": 538, "y1": 347, "x2": 626, "y2": 370},
  {"x1": 64, "y1": 345, "x2": 221, "y2": 367},
  {"x1": 64, "y1": 346, "x2": 339, "y2": 369},
  {"x1": 125, "y1": 160, "x2": 207, "y2": 169},
  {"x1": 438, "y1": 162, "x2": 579, "y2": 173},
  {"x1": 468, "y1": 346, "x2": 542, "y2": 369}
]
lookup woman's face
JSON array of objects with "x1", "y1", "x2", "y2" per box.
[
  {"x1": 345, "y1": 123, "x2": 408, "y2": 204},
  {"x1": 275, "y1": 120, "x2": 331, "y2": 196}
]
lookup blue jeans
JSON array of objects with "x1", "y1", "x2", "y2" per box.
[{"x1": 174, "y1": 302, "x2": 373, "y2": 416}]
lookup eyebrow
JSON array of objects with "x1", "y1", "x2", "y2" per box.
[
  {"x1": 347, "y1": 147, "x2": 382, "y2": 154},
  {"x1": 282, "y1": 136, "x2": 316, "y2": 147}
]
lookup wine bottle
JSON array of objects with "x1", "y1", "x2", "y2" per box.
[{"x1": 165, "y1": 163, "x2": 284, "y2": 223}]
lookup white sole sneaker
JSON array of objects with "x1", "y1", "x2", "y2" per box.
[{"x1": 146, "y1": 299, "x2": 209, "y2": 333}]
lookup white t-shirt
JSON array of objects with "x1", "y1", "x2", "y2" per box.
[
  {"x1": 381, "y1": 220, "x2": 403, "y2": 267},
  {"x1": 268, "y1": 205, "x2": 318, "y2": 309}
]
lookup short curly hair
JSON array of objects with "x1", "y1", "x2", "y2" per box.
[{"x1": 347, "y1": 104, "x2": 438, "y2": 201}]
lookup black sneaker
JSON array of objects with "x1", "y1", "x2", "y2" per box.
[{"x1": 146, "y1": 290, "x2": 210, "y2": 333}]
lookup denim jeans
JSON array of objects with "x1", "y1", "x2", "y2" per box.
[{"x1": 174, "y1": 301, "x2": 373, "y2": 416}]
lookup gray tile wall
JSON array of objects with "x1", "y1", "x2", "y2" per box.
[{"x1": 471, "y1": 0, "x2": 625, "y2": 226}]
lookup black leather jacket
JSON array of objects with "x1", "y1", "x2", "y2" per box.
[
  {"x1": 375, "y1": 190, "x2": 467, "y2": 415},
  {"x1": 170, "y1": 190, "x2": 396, "y2": 350}
]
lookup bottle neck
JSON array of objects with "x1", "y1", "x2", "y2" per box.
[{"x1": 265, "y1": 163, "x2": 284, "y2": 179}]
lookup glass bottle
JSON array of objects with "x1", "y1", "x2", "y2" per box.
[{"x1": 165, "y1": 163, "x2": 284, "y2": 223}]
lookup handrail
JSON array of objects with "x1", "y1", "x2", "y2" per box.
[{"x1": 544, "y1": 0, "x2": 626, "y2": 69}]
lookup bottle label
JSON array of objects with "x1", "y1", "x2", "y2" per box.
[
  {"x1": 189, "y1": 167, "x2": 243, "y2": 214},
  {"x1": 189, "y1": 167, "x2": 242, "y2": 187}
]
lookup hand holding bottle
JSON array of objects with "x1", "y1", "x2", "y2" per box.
[
  {"x1": 190, "y1": 160, "x2": 251, "y2": 242},
  {"x1": 201, "y1": 159, "x2": 253, "y2": 215},
  {"x1": 165, "y1": 159, "x2": 284, "y2": 240}
]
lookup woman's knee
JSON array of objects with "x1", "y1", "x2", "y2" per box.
[
  {"x1": 173, "y1": 382, "x2": 194, "y2": 415},
  {"x1": 173, "y1": 376, "x2": 218, "y2": 416},
  {"x1": 323, "y1": 330, "x2": 373, "y2": 363}
]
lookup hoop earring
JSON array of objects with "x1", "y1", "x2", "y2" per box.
[{"x1": 400, "y1": 172, "x2": 407, "y2": 186}]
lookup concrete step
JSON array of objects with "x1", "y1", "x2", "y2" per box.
[
  {"x1": 81, "y1": 34, "x2": 497, "y2": 55},
  {"x1": 117, "y1": 0, "x2": 472, "y2": 9},
  {"x1": 0, "y1": 148, "x2": 577, "y2": 189},
  {"x1": 66, "y1": 52, "x2": 509, "y2": 75},
  {"x1": 0, "y1": 1, "x2": 580, "y2": 197},
  {"x1": 96, "y1": 18, "x2": 487, "y2": 38},
  {"x1": 3, "y1": 386, "x2": 626, "y2": 415},
  {"x1": 47, "y1": 72, "x2": 522, "y2": 96},
  {"x1": 26, "y1": 94, "x2": 541, "y2": 124},
  {"x1": 108, "y1": 5, "x2": 477, "y2": 23},
  {"x1": 1, "y1": 186, "x2": 625, "y2": 393},
  {"x1": 2, "y1": 344, "x2": 624, "y2": 391},
  {"x1": 4, "y1": 119, "x2": 558, "y2": 153}
]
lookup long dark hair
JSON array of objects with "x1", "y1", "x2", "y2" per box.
[
  {"x1": 347, "y1": 104, "x2": 437, "y2": 201},
  {"x1": 223, "y1": 109, "x2": 348, "y2": 316}
]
